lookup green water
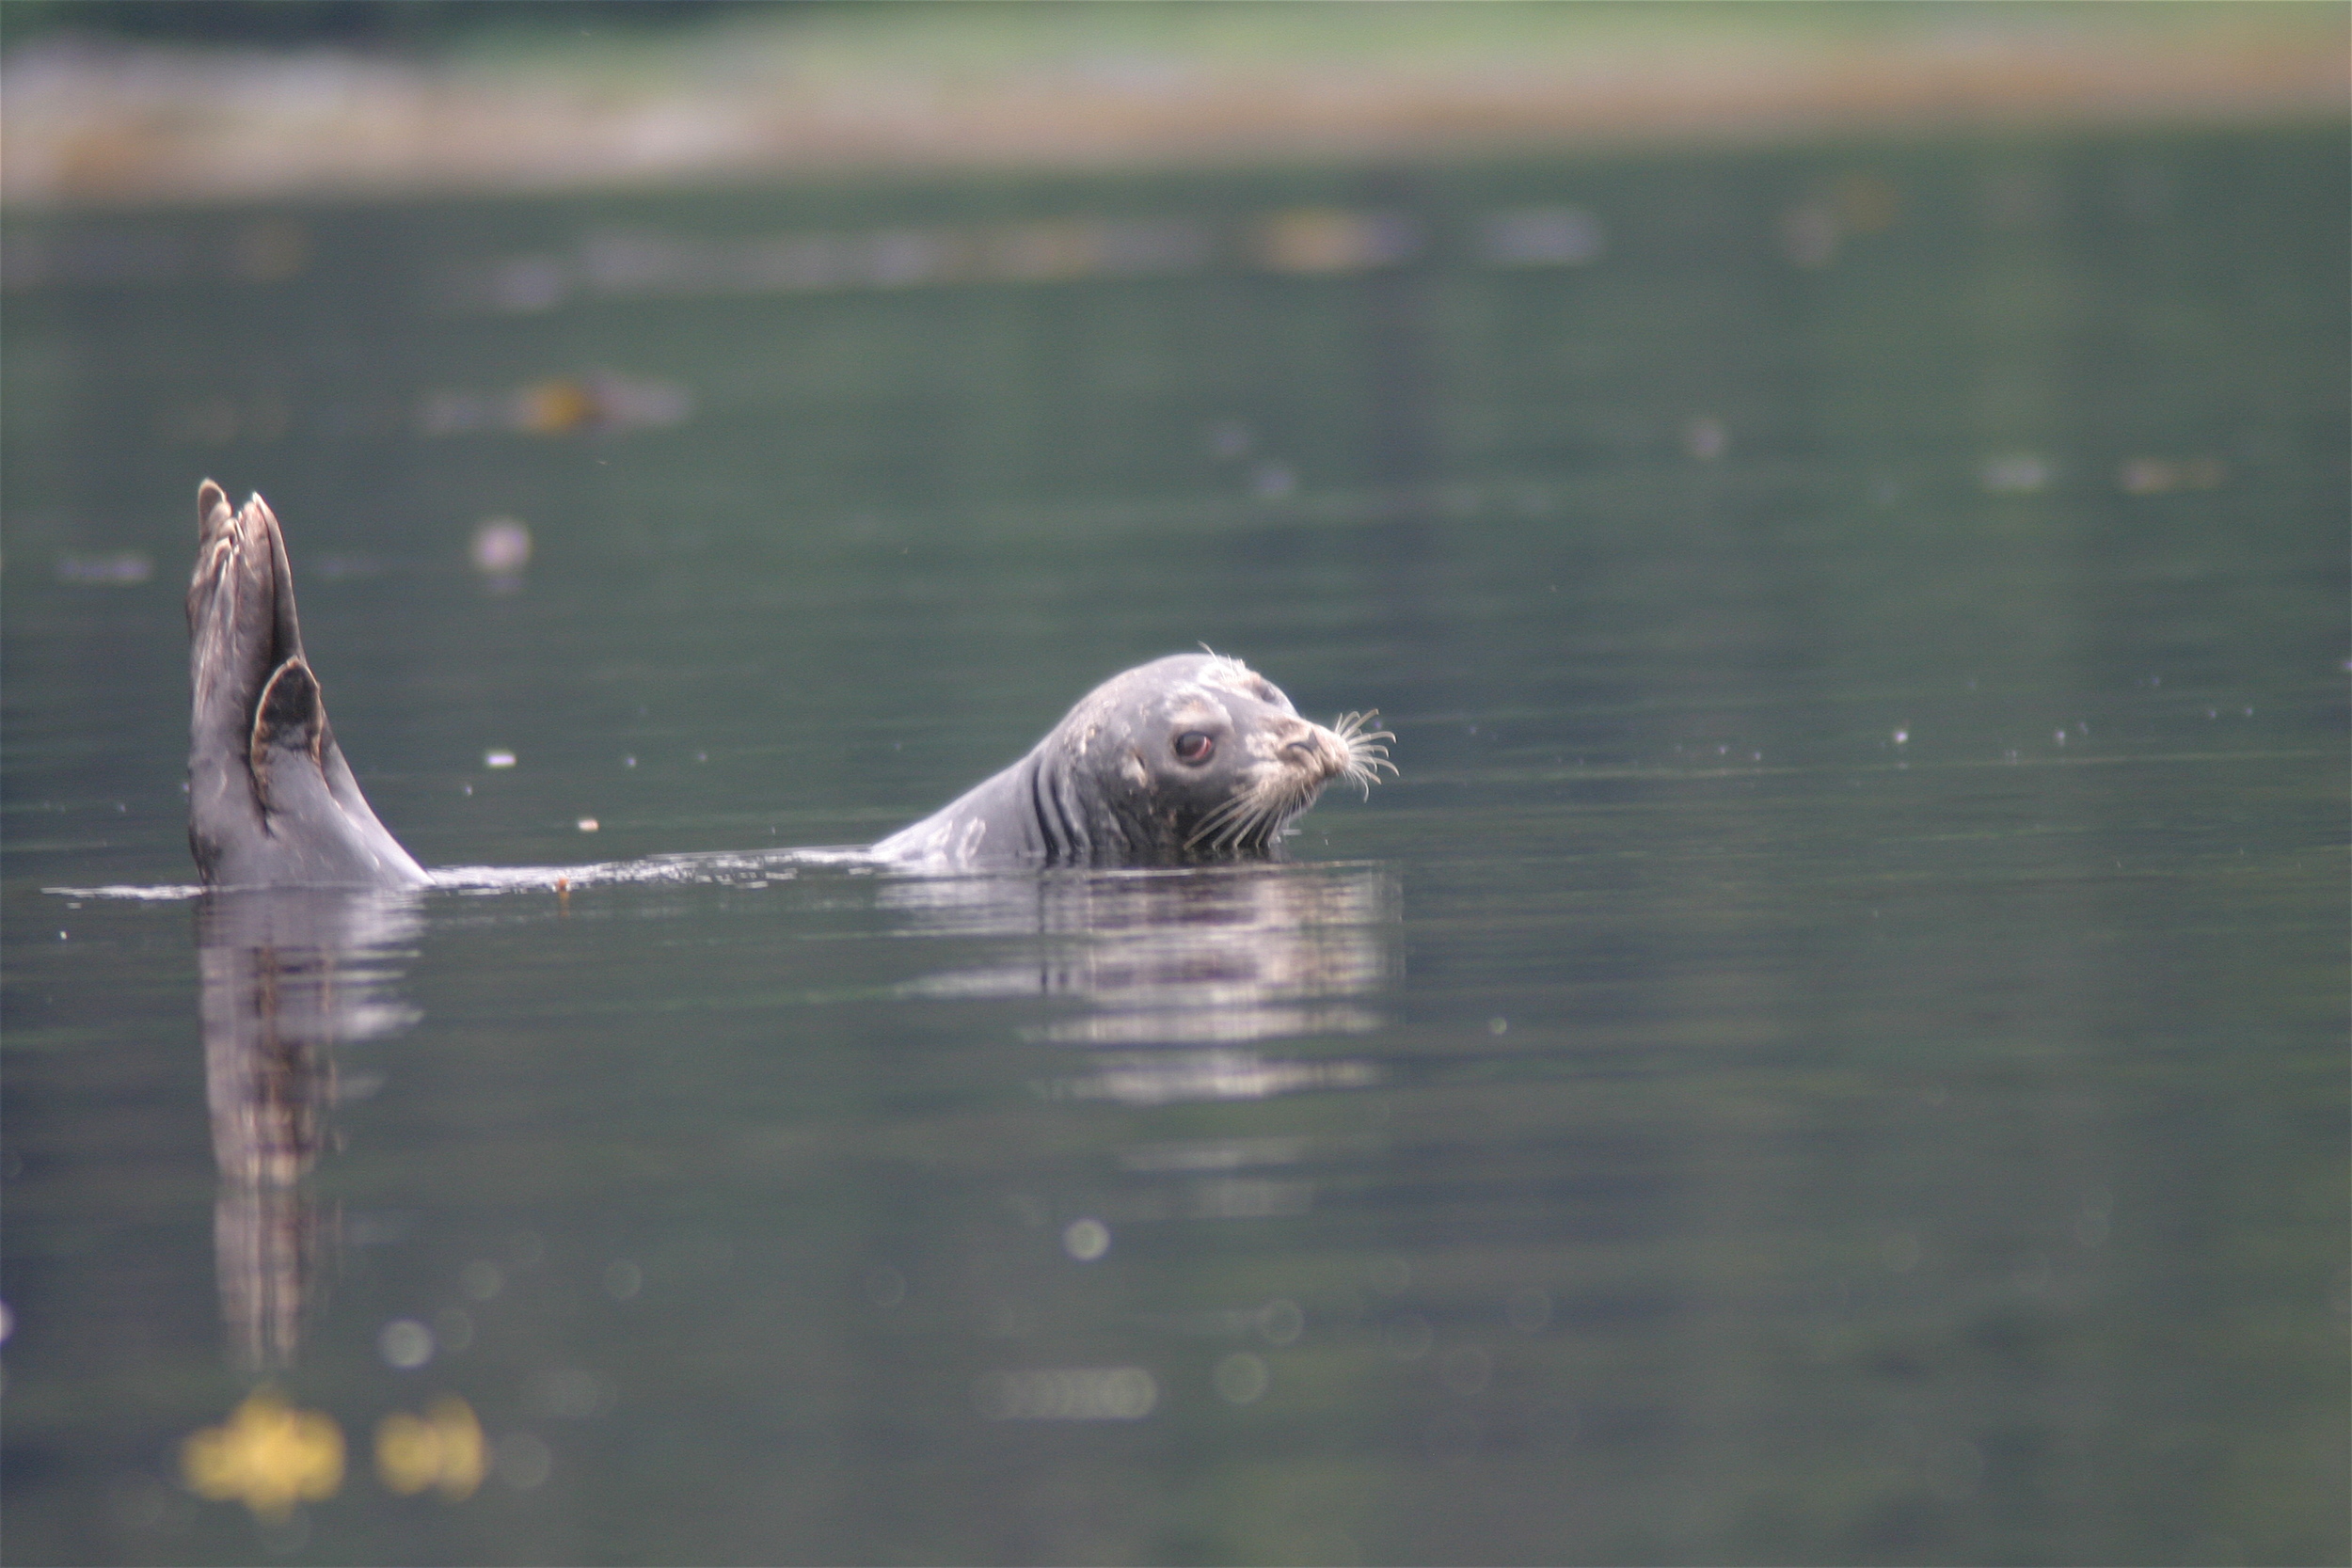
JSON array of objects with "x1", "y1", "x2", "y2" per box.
[{"x1": 3, "y1": 129, "x2": 2345, "y2": 1565}]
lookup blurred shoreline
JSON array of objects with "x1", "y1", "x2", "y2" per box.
[{"x1": 3, "y1": 5, "x2": 2344, "y2": 210}]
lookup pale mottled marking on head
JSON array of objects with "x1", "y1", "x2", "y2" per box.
[
  {"x1": 1194, "y1": 655, "x2": 1279, "y2": 704},
  {"x1": 1170, "y1": 695, "x2": 1230, "y2": 731}
]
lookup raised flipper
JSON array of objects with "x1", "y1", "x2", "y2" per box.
[{"x1": 187, "y1": 481, "x2": 427, "y2": 887}]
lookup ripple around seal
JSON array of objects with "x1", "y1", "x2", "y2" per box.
[
  {"x1": 426, "y1": 847, "x2": 875, "y2": 893},
  {"x1": 46, "y1": 848, "x2": 1394, "y2": 904},
  {"x1": 42, "y1": 883, "x2": 208, "y2": 902},
  {"x1": 45, "y1": 852, "x2": 876, "y2": 901}
]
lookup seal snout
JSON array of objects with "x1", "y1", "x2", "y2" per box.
[{"x1": 1279, "y1": 721, "x2": 1349, "y2": 784}]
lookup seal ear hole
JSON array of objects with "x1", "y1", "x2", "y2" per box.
[
  {"x1": 252, "y1": 657, "x2": 324, "y2": 760},
  {"x1": 1172, "y1": 731, "x2": 1215, "y2": 766},
  {"x1": 248, "y1": 657, "x2": 326, "y2": 812}
]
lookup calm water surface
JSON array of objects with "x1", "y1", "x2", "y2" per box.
[{"x1": 3, "y1": 130, "x2": 2345, "y2": 1564}]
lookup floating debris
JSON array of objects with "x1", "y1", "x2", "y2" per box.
[
  {"x1": 181, "y1": 1388, "x2": 344, "y2": 1522},
  {"x1": 451, "y1": 203, "x2": 1649, "y2": 313},
  {"x1": 1477, "y1": 205, "x2": 1606, "y2": 266},
  {"x1": 374, "y1": 1395, "x2": 485, "y2": 1501},
  {"x1": 469, "y1": 517, "x2": 532, "y2": 574},
  {"x1": 1979, "y1": 453, "x2": 2051, "y2": 495},
  {"x1": 55, "y1": 551, "x2": 152, "y2": 585},
  {"x1": 1256, "y1": 208, "x2": 1422, "y2": 274},
  {"x1": 420, "y1": 372, "x2": 691, "y2": 437},
  {"x1": 2117, "y1": 456, "x2": 2226, "y2": 495},
  {"x1": 1682, "y1": 417, "x2": 1728, "y2": 462},
  {"x1": 1, "y1": 221, "x2": 310, "y2": 292},
  {"x1": 973, "y1": 1366, "x2": 1157, "y2": 1421}
]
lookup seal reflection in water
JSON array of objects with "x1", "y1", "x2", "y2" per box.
[
  {"x1": 198, "y1": 885, "x2": 423, "y2": 1367},
  {"x1": 185, "y1": 481, "x2": 1393, "y2": 884}
]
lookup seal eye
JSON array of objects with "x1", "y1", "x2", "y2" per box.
[{"x1": 1172, "y1": 731, "x2": 1215, "y2": 766}]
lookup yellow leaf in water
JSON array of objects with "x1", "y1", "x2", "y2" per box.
[
  {"x1": 181, "y1": 1387, "x2": 343, "y2": 1522},
  {"x1": 373, "y1": 1411, "x2": 438, "y2": 1496},
  {"x1": 375, "y1": 1395, "x2": 485, "y2": 1501}
]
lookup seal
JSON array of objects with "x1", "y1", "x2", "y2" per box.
[
  {"x1": 183, "y1": 482, "x2": 1392, "y2": 884},
  {"x1": 187, "y1": 482, "x2": 428, "y2": 888},
  {"x1": 870, "y1": 653, "x2": 1393, "y2": 867}
]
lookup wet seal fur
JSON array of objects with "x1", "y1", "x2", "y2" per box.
[
  {"x1": 188, "y1": 483, "x2": 427, "y2": 888},
  {"x1": 870, "y1": 653, "x2": 1393, "y2": 867},
  {"x1": 184, "y1": 482, "x2": 1392, "y2": 886}
]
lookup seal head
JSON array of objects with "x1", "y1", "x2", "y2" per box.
[
  {"x1": 186, "y1": 481, "x2": 427, "y2": 888},
  {"x1": 870, "y1": 653, "x2": 1394, "y2": 868}
]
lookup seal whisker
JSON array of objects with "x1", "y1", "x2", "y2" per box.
[
  {"x1": 1228, "y1": 805, "x2": 1279, "y2": 851},
  {"x1": 1185, "y1": 792, "x2": 1255, "y2": 852},
  {"x1": 1330, "y1": 710, "x2": 1400, "y2": 800},
  {"x1": 1199, "y1": 785, "x2": 1284, "y2": 852}
]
